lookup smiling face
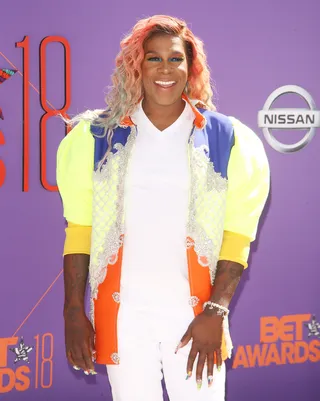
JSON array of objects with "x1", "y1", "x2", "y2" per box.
[{"x1": 141, "y1": 33, "x2": 189, "y2": 109}]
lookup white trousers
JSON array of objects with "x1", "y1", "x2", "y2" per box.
[{"x1": 106, "y1": 304, "x2": 226, "y2": 401}]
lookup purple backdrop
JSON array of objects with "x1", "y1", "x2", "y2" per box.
[{"x1": 0, "y1": 0, "x2": 319, "y2": 400}]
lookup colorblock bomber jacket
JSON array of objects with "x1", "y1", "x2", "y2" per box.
[{"x1": 56, "y1": 96, "x2": 270, "y2": 365}]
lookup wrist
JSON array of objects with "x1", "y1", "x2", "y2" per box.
[
  {"x1": 209, "y1": 294, "x2": 231, "y2": 309},
  {"x1": 203, "y1": 306, "x2": 224, "y2": 318},
  {"x1": 63, "y1": 303, "x2": 85, "y2": 319},
  {"x1": 203, "y1": 301, "x2": 229, "y2": 317}
]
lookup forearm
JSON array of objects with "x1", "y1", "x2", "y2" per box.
[
  {"x1": 63, "y1": 254, "x2": 90, "y2": 318},
  {"x1": 209, "y1": 260, "x2": 244, "y2": 309}
]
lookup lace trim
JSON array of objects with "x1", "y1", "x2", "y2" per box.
[
  {"x1": 189, "y1": 296, "x2": 200, "y2": 307},
  {"x1": 89, "y1": 297, "x2": 95, "y2": 328},
  {"x1": 112, "y1": 292, "x2": 121, "y2": 303},
  {"x1": 223, "y1": 316, "x2": 233, "y2": 358},
  {"x1": 89, "y1": 126, "x2": 137, "y2": 309},
  {"x1": 111, "y1": 353, "x2": 120, "y2": 364},
  {"x1": 89, "y1": 126, "x2": 228, "y2": 328},
  {"x1": 187, "y1": 136, "x2": 228, "y2": 283}
]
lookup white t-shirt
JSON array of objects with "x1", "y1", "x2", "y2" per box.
[{"x1": 119, "y1": 99, "x2": 195, "y2": 313}]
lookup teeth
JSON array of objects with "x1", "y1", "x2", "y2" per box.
[{"x1": 155, "y1": 81, "x2": 175, "y2": 86}]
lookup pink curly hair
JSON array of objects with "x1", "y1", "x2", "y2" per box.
[{"x1": 70, "y1": 15, "x2": 215, "y2": 133}]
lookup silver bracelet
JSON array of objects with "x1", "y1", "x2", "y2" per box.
[{"x1": 203, "y1": 301, "x2": 229, "y2": 316}]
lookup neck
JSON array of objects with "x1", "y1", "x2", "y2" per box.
[{"x1": 142, "y1": 97, "x2": 186, "y2": 131}]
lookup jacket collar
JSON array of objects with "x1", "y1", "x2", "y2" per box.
[{"x1": 120, "y1": 94, "x2": 206, "y2": 129}]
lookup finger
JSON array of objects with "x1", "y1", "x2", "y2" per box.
[
  {"x1": 216, "y1": 349, "x2": 222, "y2": 371},
  {"x1": 90, "y1": 333, "x2": 96, "y2": 361},
  {"x1": 176, "y1": 327, "x2": 192, "y2": 353},
  {"x1": 66, "y1": 350, "x2": 80, "y2": 371},
  {"x1": 186, "y1": 343, "x2": 198, "y2": 380},
  {"x1": 196, "y1": 350, "x2": 207, "y2": 389},
  {"x1": 72, "y1": 346, "x2": 87, "y2": 371},
  {"x1": 83, "y1": 343, "x2": 95, "y2": 373},
  {"x1": 207, "y1": 353, "x2": 214, "y2": 387}
]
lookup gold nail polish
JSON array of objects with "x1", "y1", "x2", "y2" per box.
[
  {"x1": 185, "y1": 371, "x2": 192, "y2": 380},
  {"x1": 197, "y1": 380, "x2": 202, "y2": 390}
]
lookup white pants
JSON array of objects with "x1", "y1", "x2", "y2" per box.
[{"x1": 106, "y1": 304, "x2": 226, "y2": 401}]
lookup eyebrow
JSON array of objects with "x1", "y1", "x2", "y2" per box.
[{"x1": 145, "y1": 50, "x2": 185, "y2": 56}]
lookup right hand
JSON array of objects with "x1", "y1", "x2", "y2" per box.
[{"x1": 64, "y1": 307, "x2": 96, "y2": 373}]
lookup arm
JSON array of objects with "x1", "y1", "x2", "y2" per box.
[
  {"x1": 63, "y1": 223, "x2": 92, "y2": 318},
  {"x1": 62, "y1": 224, "x2": 92, "y2": 318},
  {"x1": 56, "y1": 120, "x2": 95, "y2": 374},
  {"x1": 63, "y1": 253, "x2": 95, "y2": 373},
  {"x1": 180, "y1": 118, "x2": 270, "y2": 388},
  {"x1": 63, "y1": 253, "x2": 90, "y2": 319},
  {"x1": 207, "y1": 259, "x2": 244, "y2": 311},
  {"x1": 206, "y1": 229, "x2": 251, "y2": 311},
  {"x1": 205, "y1": 117, "x2": 271, "y2": 314}
]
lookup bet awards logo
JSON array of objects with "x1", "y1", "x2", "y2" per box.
[
  {"x1": 258, "y1": 85, "x2": 320, "y2": 153},
  {"x1": 9, "y1": 337, "x2": 33, "y2": 364},
  {"x1": 232, "y1": 314, "x2": 320, "y2": 369},
  {"x1": 0, "y1": 334, "x2": 53, "y2": 393}
]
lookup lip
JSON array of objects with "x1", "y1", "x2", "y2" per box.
[{"x1": 154, "y1": 81, "x2": 177, "y2": 89}]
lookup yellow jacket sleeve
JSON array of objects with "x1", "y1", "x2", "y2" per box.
[
  {"x1": 56, "y1": 120, "x2": 94, "y2": 255},
  {"x1": 219, "y1": 117, "x2": 270, "y2": 268}
]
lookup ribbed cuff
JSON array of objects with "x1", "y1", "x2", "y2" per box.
[
  {"x1": 63, "y1": 222, "x2": 92, "y2": 256},
  {"x1": 218, "y1": 231, "x2": 251, "y2": 268}
]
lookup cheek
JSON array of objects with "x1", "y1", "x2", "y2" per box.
[
  {"x1": 177, "y1": 62, "x2": 189, "y2": 79},
  {"x1": 141, "y1": 66, "x2": 154, "y2": 86}
]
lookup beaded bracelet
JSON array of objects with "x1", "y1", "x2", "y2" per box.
[{"x1": 203, "y1": 301, "x2": 229, "y2": 317}]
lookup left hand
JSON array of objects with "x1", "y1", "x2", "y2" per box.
[{"x1": 176, "y1": 310, "x2": 223, "y2": 388}]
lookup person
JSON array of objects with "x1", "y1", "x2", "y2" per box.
[{"x1": 56, "y1": 14, "x2": 270, "y2": 401}]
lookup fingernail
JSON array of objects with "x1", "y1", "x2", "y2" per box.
[
  {"x1": 197, "y1": 379, "x2": 202, "y2": 390},
  {"x1": 84, "y1": 370, "x2": 90, "y2": 375},
  {"x1": 90, "y1": 370, "x2": 98, "y2": 375},
  {"x1": 217, "y1": 365, "x2": 221, "y2": 372},
  {"x1": 208, "y1": 375, "x2": 214, "y2": 387},
  {"x1": 175, "y1": 342, "x2": 182, "y2": 354},
  {"x1": 73, "y1": 365, "x2": 80, "y2": 371},
  {"x1": 185, "y1": 371, "x2": 192, "y2": 380}
]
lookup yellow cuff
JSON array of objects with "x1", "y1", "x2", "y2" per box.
[
  {"x1": 218, "y1": 231, "x2": 251, "y2": 268},
  {"x1": 63, "y1": 222, "x2": 92, "y2": 256}
]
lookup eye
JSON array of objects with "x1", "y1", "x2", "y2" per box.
[
  {"x1": 147, "y1": 56, "x2": 161, "y2": 62},
  {"x1": 170, "y1": 57, "x2": 184, "y2": 62}
]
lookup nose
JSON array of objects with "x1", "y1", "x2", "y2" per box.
[{"x1": 158, "y1": 60, "x2": 171, "y2": 74}]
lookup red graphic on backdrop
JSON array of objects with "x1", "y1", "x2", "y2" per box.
[
  {"x1": 0, "y1": 68, "x2": 17, "y2": 84},
  {"x1": 0, "y1": 69, "x2": 17, "y2": 120},
  {"x1": 0, "y1": 37, "x2": 71, "y2": 191},
  {"x1": 15, "y1": 35, "x2": 71, "y2": 192}
]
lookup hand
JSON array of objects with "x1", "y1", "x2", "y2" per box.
[
  {"x1": 176, "y1": 310, "x2": 223, "y2": 388},
  {"x1": 64, "y1": 306, "x2": 96, "y2": 375}
]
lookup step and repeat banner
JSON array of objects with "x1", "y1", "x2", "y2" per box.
[{"x1": 0, "y1": 0, "x2": 319, "y2": 400}]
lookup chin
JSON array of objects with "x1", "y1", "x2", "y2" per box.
[{"x1": 153, "y1": 94, "x2": 184, "y2": 107}]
